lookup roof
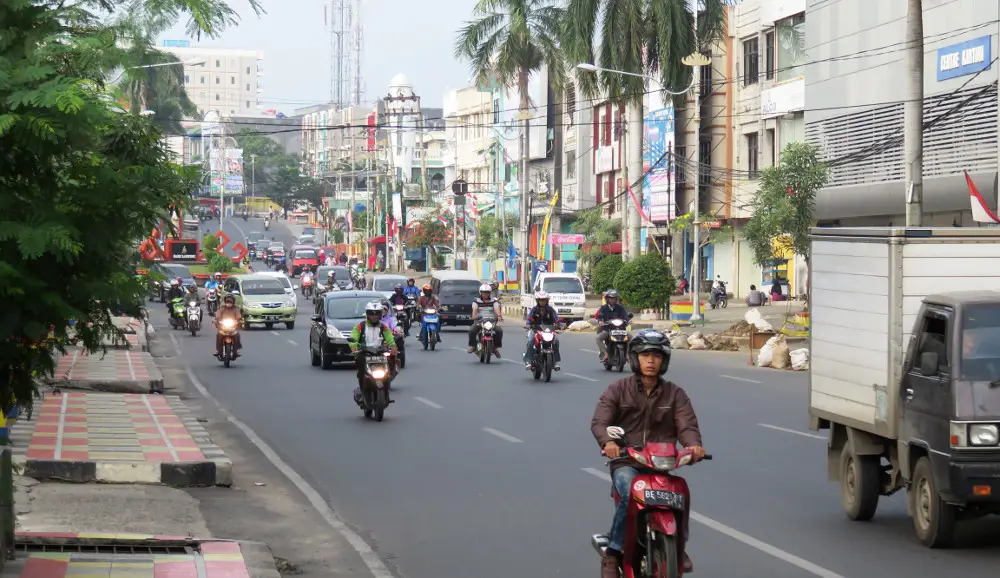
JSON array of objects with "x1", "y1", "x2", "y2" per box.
[
  {"x1": 372, "y1": 274, "x2": 407, "y2": 280},
  {"x1": 232, "y1": 273, "x2": 284, "y2": 282},
  {"x1": 924, "y1": 291, "x2": 1000, "y2": 307},
  {"x1": 325, "y1": 290, "x2": 383, "y2": 300}
]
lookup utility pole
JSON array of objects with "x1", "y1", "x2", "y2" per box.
[
  {"x1": 350, "y1": 118, "x2": 358, "y2": 246},
  {"x1": 453, "y1": 134, "x2": 459, "y2": 258},
  {"x1": 689, "y1": 10, "x2": 704, "y2": 323},
  {"x1": 250, "y1": 153, "x2": 256, "y2": 214},
  {"x1": 518, "y1": 109, "x2": 531, "y2": 295},
  {"x1": 904, "y1": 0, "x2": 924, "y2": 226},
  {"x1": 416, "y1": 96, "x2": 428, "y2": 195}
]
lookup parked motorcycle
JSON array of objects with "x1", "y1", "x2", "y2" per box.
[
  {"x1": 216, "y1": 318, "x2": 240, "y2": 368},
  {"x1": 186, "y1": 299, "x2": 202, "y2": 336},
  {"x1": 529, "y1": 325, "x2": 558, "y2": 382},
  {"x1": 206, "y1": 288, "x2": 219, "y2": 316},
  {"x1": 709, "y1": 281, "x2": 728, "y2": 309},
  {"x1": 476, "y1": 313, "x2": 499, "y2": 363},
  {"x1": 353, "y1": 346, "x2": 392, "y2": 422},
  {"x1": 602, "y1": 317, "x2": 631, "y2": 372},
  {"x1": 394, "y1": 304, "x2": 410, "y2": 336},
  {"x1": 591, "y1": 426, "x2": 711, "y2": 578},
  {"x1": 169, "y1": 298, "x2": 185, "y2": 329},
  {"x1": 420, "y1": 308, "x2": 440, "y2": 351}
]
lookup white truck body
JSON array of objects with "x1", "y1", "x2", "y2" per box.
[
  {"x1": 808, "y1": 227, "x2": 1000, "y2": 440},
  {"x1": 521, "y1": 273, "x2": 587, "y2": 321}
]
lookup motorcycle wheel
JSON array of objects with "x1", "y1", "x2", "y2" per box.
[
  {"x1": 430, "y1": 333, "x2": 436, "y2": 351},
  {"x1": 485, "y1": 341, "x2": 492, "y2": 364},
  {"x1": 362, "y1": 391, "x2": 373, "y2": 418},
  {"x1": 543, "y1": 355, "x2": 553, "y2": 383},
  {"x1": 190, "y1": 322, "x2": 197, "y2": 337},
  {"x1": 375, "y1": 388, "x2": 386, "y2": 422},
  {"x1": 532, "y1": 357, "x2": 541, "y2": 380},
  {"x1": 423, "y1": 335, "x2": 429, "y2": 351},
  {"x1": 649, "y1": 533, "x2": 680, "y2": 578},
  {"x1": 721, "y1": 298, "x2": 728, "y2": 309},
  {"x1": 399, "y1": 351, "x2": 406, "y2": 369}
]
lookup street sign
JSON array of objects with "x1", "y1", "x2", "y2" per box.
[{"x1": 452, "y1": 179, "x2": 468, "y2": 195}]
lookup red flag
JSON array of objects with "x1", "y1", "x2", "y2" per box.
[{"x1": 966, "y1": 170, "x2": 1000, "y2": 223}]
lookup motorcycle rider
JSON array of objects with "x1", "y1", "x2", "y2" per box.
[
  {"x1": 380, "y1": 301, "x2": 405, "y2": 372},
  {"x1": 388, "y1": 284, "x2": 407, "y2": 307},
  {"x1": 348, "y1": 301, "x2": 398, "y2": 402},
  {"x1": 524, "y1": 291, "x2": 561, "y2": 370},
  {"x1": 301, "y1": 265, "x2": 314, "y2": 291},
  {"x1": 590, "y1": 330, "x2": 705, "y2": 577},
  {"x1": 264, "y1": 217, "x2": 271, "y2": 230},
  {"x1": 204, "y1": 272, "x2": 222, "y2": 292},
  {"x1": 595, "y1": 290, "x2": 630, "y2": 362},
  {"x1": 468, "y1": 283, "x2": 504, "y2": 356},
  {"x1": 402, "y1": 278, "x2": 421, "y2": 298},
  {"x1": 417, "y1": 284, "x2": 441, "y2": 345},
  {"x1": 324, "y1": 270, "x2": 340, "y2": 292},
  {"x1": 165, "y1": 278, "x2": 185, "y2": 321},
  {"x1": 213, "y1": 294, "x2": 243, "y2": 357},
  {"x1": 184, "y1": 283, "x2": 201, "y2": 306}
]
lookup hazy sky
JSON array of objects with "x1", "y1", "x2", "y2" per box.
[{"x1": 159, "y1": 0, "x2": 482, "y2": 114}]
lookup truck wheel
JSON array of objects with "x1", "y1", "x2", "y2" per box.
[
  {"x1": 911, "y1": 456, "x2": 957, "y2": 548},
  {"x1": 840, "y1": 445, "x2": 880, "y2": 521}
]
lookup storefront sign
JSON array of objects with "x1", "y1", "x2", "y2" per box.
[
  {"x1": 760, "y1": 79, "x2": 805, "y2": 119},
  {"x1": 549, "y1": 233, "x2": 585, "y2": 245},
  {"x1": 165, "y1": 240, "x2": 198, "y2": 262},
  {"x1": 643, "y1": 105, "x2": 676, "y2": 224},
  {"x1": 937, "y1": 36, "x2": 992, "y2": 81}
]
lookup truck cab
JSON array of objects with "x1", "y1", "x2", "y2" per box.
[{"x1": 897, "y1": 292, "x2": 1000, "y2": 545}]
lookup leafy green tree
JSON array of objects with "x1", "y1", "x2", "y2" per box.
[
  {"x1": 613, "y1": 254, "x2": 675, "y2": 310},
  {"x1": 591, "y1": 255, "x2": 623, "y2": 294},
  {"x1": 571, "y1": 207, "x2": 621, "y2": 271},
  {"x1": 0, "y1": 0, "x2": 252, "y2": 410},
  {"x1": 475, "y1": 213, "x2": 516, "y2": 260},
  {"x1": 743, "y1": 142, "x2": 829, "y2": 267}
]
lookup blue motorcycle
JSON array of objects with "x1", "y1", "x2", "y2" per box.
[{"x1": 420, "y1": 307, "x2": 440, "y2": 351}]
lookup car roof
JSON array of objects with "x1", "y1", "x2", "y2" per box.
[
  {"x1": 255, "y1": 271, "x2": 291, "y2": 280},
  {"x1": 373, "y1": 274, "x2": 407, "y2": 281},
  {"x1": 325, "y1": 290, "x2": 383, "y2": 301},
  {"x1": 431, "y1": 270, "x2": 481, "y2": 281},
  {"x1": 233, "y1": 273, "x2": 284, "y2": 283}
]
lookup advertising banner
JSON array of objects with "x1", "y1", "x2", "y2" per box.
[{"x1": 643, "y1": 105, "x2": 676, "y2": 223}]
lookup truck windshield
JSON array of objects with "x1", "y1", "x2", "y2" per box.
[
  {"x1": 541, "y1": 277, "x2": 583, "y2": 294},
  {"x1": 960, "y1": 305, "x2": 1000, "y2": 381}
]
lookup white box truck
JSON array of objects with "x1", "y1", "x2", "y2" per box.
[{"x1": 808, "y1": 227, "x2": 1000, "y2": 548}]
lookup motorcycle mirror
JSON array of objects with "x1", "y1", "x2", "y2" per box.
[
  {"x1": 310, "y1": 314, "x2": 322, "y2": 322},
  {"x1": 294, "y1": 285, "x2": 300, "y2": 290},
  {"x1": 628, "y1": 313, "x2": 634, "y2": 320},
  {"x1": 606, "y1": 426, "x2": 625, "y2": 440}
]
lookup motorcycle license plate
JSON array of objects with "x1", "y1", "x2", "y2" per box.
[
  {"x1": 643, "y1": 490, "x2": 685, "y2": 509},
  {"x1": 366, "y1": 356, "x2": 384, "y2": 363},
  {"x1": 611, "y1": 330, "x2": 627, "y2": 337}
]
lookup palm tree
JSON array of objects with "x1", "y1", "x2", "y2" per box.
[
  {"x1": 455, "y1": 0, "x2": 567, "y2": 294},
  {"x1": 563, "y1": 0, "x2": 730, "y2": 257}
]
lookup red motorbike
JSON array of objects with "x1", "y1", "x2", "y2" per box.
[{"x1": 591, "y1": 426, "x2": 711, "y2": 578}]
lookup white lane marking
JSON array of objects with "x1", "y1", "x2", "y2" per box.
[
  {"x1": 580, "y1": 468, "x2": 847, "y2": 578},
  {"x1": 581, "y1": 348, "x2": 600, "y2": 354},
  {"x1": 270, "y1": 331, "x2": 280, "y2": 336},
  {"x1": 169, "y1": 333, "x2": 393, "y2": 578},
  {"x1": 565, "y1": 372, "x2": 599, "y2": 382},
  {"x1": 287, "y1": 339, "x2": 299, "y2": 346},
  {"x1": 482, "y1": 427, "x2": 523, "y2": 443},
  {"x1": 720, "y1": 374, "x2": 762, "y2": 384},
  {"x1": 758, "y1": 423, "x2": 826, "y2": 440},
  {"x1": 414, "y1": 397, "x2": 443, "y2": 409}
]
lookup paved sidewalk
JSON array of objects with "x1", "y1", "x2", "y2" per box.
[
  {"x1": 49, "y1": 348, "x2": 163, "y2": 393},
  {"x1": 4, "y1": 533, "x2": 277, "y2": 577},
  {"x1": 11, "y1": 392, "x2": 231, "y2": 486}
]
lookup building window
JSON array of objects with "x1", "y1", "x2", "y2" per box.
[
  {"x1": 699, "y1": 138, "x2": 711, "y2": 186},
  {"x1": 246, "y1": 83, "x2": 250, "y2": 91},
  {"x1": 246, "y1": 101, "x2": 250, "y2": 109},
  {"x1": 184, "y1": 75, "x2": 190, "y2": 83},
  {"x1": 565, "y1": 150, "x2": 576, "y2": 179},
  {"x1": 215, "y1": 94, "x2": 220, "y2": 101},
  {"x1": 700, "y1": 55, "x2": 712, "y2": 97},
  {"x1": 230, "y1": 76, "x2": 235, "y2": 84},
  {"x1": 766, "y1": 128, "x2": 776, "y2": 166},
  {"x1": 493, "y1": 99, "x2": 500, "y2": 124},
  {"x1": 230, "y1": 109, "x2": 235, "y2": 115},
  {"x1": 746, "y1": 132, "x2": 759, "y2": 178},
  {"x1": 215, "y1": 59, "x2": 220, "y2": 67},
  {"x1": 776, "y1": 13, "x2": 806, "y2": 82},
  {"x1": 215, "y1": 76, "x2": 220, "y2": 84},
  {"x1": 777, "y1": 112, "x2": 805, "y2": 155},
  {"x1": 743, "y1": 37, "x2": 759, "y2": 86},
  {"x1": 200, "y1": 76, "x2": 205, "y2": 84},
  {"x1": 566, "y1": 83, "x2": 576, "y2": 123},
  {"x1": 765, "y1": 31, "x2": 775, "y2": 80},
  {"x1": 246, "y1": 66, "x2": 251, "y2": 74}
]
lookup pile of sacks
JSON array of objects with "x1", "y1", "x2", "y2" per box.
[
  {"x1": 669, "y1": 330, "x2": 740, "y2": 352},
  {"x1": 757, "y1": 334, "x2": 809, "y2": 370}
]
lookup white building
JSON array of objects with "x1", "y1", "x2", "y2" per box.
[
  {"x1": 160, "y1": 43, "x2": 265, "y2": 118},
  {"x1": 385, "y1": 74, "x2": 421, "y2": 187}
]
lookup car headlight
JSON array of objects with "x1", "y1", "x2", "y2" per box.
[
  {"x1": 969, "y1": 424, "x2": 999, "y2": 446},
  {"x1": 650, "y1": 455, "x2": 675, "y2": 471},
  {"x1": 326, "y1": 326, "x2": 339, "y2": 339},
  {"x1": 441, "y1": 305, "x2": 449, "y2": 311},
  {"x1": 285, "y1": 299, "x2": 296, "y2": 308}
]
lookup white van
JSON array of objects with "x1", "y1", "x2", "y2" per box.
[{"x1": 522, "y1": 273, "x2": 586, "y2": 321}]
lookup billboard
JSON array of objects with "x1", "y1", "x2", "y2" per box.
[
  {"x1": 500, "y1": 65, "x2": 549, "y2": 165},
  {"x1": 209, "y1": 148, "x2": 244, "y2": 196},
  {"x1": 643, "y1": 104, "x2": 676, "y2": 223}
]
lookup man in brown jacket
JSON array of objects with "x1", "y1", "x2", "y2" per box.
[{"x1": 590, "y1": 329, "x2": 705, "y2": 578}]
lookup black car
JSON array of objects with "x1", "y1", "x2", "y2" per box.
[
  {"x1": 309, "y1": 291, "x2": 385, "y2": 369},
  {"x1": 435, "y1": 279, "x2": 481, "y2": 327}
]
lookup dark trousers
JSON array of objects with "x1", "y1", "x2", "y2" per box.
[
  {"x1": 524, "y1": 330, "x2": 561, "y2": 363},
  {"x1": 468, "y1": 322, "x2": 503, "y2": 348}
]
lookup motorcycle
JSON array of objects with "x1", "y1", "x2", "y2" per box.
[
  {"x1": 476, "y1": 313, "x2": 499, "y2": 363},
  {"x1": 206, "y1": 288, "x2": 219, "y2": 316},
  {"x1": 242, "y1": 213, "x2": 248, "y2": 221},
  {"x1": 248, "y1": 247, "x2": 257, "y2": 261},
  {"x1": 301, "y1": 274, "x2": 314, "y2": 298},
  {"x1": 591, "y1": 426, "x2": 712, "y2": 578},
  {"x1": 186, "y1": 300, "x2": 202, "y2": 336},
  {"x1": 264, "y1": 220, "x2": 270, "y2": 231},
  {"x1": 169, "y1": 297, "x2": 185, "y2": 329},
  {"x1": 405, "y1": 296, "x2": 419, "y2": 328},
  {"x1": 709, "y1": 281, "x2": 728, "y2": 309},
  {"x1": 394, "y1": 304, "x2": 410, "y2": 336},
  {"x1": 529, "y1": 325, "x2": 559, "y2": 382},
  {"x1": 353, "y1": 346, "x2": 393, "y2": 422},
  {"x1": 216, "y1": 317, "x2": 240, "y2": 368},
  {"x1": 392, "y1": 328, "x2": 406, "y2": 370},
  {"x1": 602, "y1": 317, "x2": 632, "y2": 372},
  {"x1": 420, "y1": 308, "x2": 440, "y2": 351}
]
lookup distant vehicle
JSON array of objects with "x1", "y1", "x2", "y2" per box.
[
  {"x1": 309, "y1": 290, "x2": 384, "y2": 369},
  {"x1": 297, "y1": 234, "x2": 316, "y2": 245},
  {"x1": 149, "y1": 263, "x2": 195, "y2": 302},
  {"x1": 371, "y1": 274, "x2": 408, "y2": 300},
  {"x1": 222, "y1": 274, "x2": 297, "y2": 330},
  {"x1": 430, "y1": 270, "x2": 482, "y2": 327},
  {"x1": 255, "y1": 271, "x2": 297, "y2": 299}
]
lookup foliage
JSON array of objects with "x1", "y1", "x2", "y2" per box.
[
  {"x1": 454, "y1": 0, "x2": 566, "y2": 112},
  {"x1": 591, "y1": 255, "x2": 623, "y2": 294},
  {"x1": 408, "y1": 211, "x2": 453, "y2": 250},
  {"x1": 0, "y1": 0, "x2": 249, "y2": 412},
  {"x1": 743, "y1": 142, "x2": 829, "y2": 267},
  {"x1": 201, "y1": 233, "x2": 219, "y2": 252},
  {"x1": 332, "y1": 228, "x2": 344, "y2": 244},
  {"x1": 613, "y1": 254, "x2": 675, "y2": 310},
  {"x1": 233, "y1": 128, "x2": 301, "y2": 201},
  {"x1": 206, "y1": 250, "x2": 233, "y2": 273},
  {"x1": 475, "y1": 212, "x2": 516, "y2": 260},
  {"x1": 668, "y1": 211, "x2": 731, "y2": 248},
  {"x1": 563, "y1": 0, "x2": 731, "y2": 103},
  {"x1": 570, "y1": 207, "x2": 621, "y2": 271}
]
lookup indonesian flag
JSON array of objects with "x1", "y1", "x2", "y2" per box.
[
  {"x1": 346, "y1": 210, "x2": 352, "y2": 233},
  {"x1": 966, "y1": 170, "x2": 1000, "y2": 223},
  {"x1": 388, "y1": 217, "x2": 398, "y2": 238},
  {"x1": 437, "y1": 214, "x2": 448, "y2": 226}
]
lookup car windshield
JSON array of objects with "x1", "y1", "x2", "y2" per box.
[
  {"x1": 326, "y1": 297, "x2": 372, "y2": 319},
  {"x1": 373, "y1": 278, "x2": 403, "y2": 291},
  {"x1": 248, "y1": 233, "x2": 264, "y2": 242},
  {"x1": 240, "y1": 279, "x2": 285, "y2": 295},
  {"x1": 317, "y1": 266, "x2": 348, "y2": 281},
  {"x1": 272, "y1": 248, "x2": 285, "y2": 255},
  {"x1": 541, "y1": 277, "x2": 584, "y2": 294},
  {"x1": 295, "y1": 249, "x2": 317, "y2": 259},
  {"x1": 272, "y1": 276, "x2": 292, "y2": 289},
  {"x1": 302, "y1": 228, "x2": 316, "y2": 236},
  {"x1": 161, "y1": 264, "x2": 192, "y2": 278},
  {"x1": 440, "y1": 280, "x2": 481, "y2": 301}
]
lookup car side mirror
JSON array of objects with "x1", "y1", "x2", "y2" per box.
[
  {"x1": 606, "y1": 426, "x2": 625, "y2": 440},
  {"x1": 310, "y1": 314, "x2": 322, "y2": 323},
  {"x1": 919, "y1": 351, "x2": 940, "y2": 376},
  {"x1": 230, "y1": 290, "x2": 240, "y2": 295},
  {"x1": 628, "y1": 313, "x2": 634, "y2": 320}
]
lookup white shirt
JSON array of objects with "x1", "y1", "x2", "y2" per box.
[{"x1": 364, "y1": 323, "x2": 383, "y2": 347}]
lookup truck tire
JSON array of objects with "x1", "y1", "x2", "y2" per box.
[
  {"x1": 840, "y1": 444, "x2": 880, "y2": 521},
  {"x1": 910, "y1": 456, "x2": 957, "y2": 548}
]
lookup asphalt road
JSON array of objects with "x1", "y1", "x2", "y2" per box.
[{"x1": 157, "y1": 218, "x2": 1000, "y2": 578}]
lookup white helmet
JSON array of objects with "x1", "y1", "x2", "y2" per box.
[
  {"x1": 479, "y1": 283, "x2": 492, "y2": 293},
  {"x1": 364, "y1": 301, "x2": 382, "y2": 316},
  {"x1": 535, "y1": 291, "x2": 550, "y2": 301},
  {"x1": 214, "y1": 272, "x2": 222, "y2": 278},
  {"x1": 170, "y1": 279, "x2": 180, "y2": 287}
]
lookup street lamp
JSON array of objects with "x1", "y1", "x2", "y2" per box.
[{"x1": 576, "y1": 56, "x2": 710, "y2": 320}]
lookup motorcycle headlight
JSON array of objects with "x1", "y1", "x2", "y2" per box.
[
  {"x1": 424, "y1": 309, "x2": 437, "y2": 314},
  {"x1": 370, "y1": 368, "x2": 387, "y2": 379},
  {"x1": 221, "y1": 319, "x2": 236, "y2": 329},
  {"x1": 483, "y1": 321, "x2": 494, "y2": 330},
  {"x1": 541, "y1": 332, "x2": 554, "y2": 342},
  {"x1": 188, "y1": 301, "x2": 197, "y2": 307},
  {"x1": 969, "y1": 424, "x2": 999, "y2": 446},
  {"x1": 650, "y1": 455, "x2": 676, "y2": 471}
]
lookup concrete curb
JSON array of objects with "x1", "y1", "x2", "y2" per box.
[
  {"x1": 43, "y1": 377, "x2": 164, "y2": 395},
  {"x1": 240, "y1": 541, "x2": 283, "y2": 578},
  {"x1": 168, "y1": 395, "x2": 234, "y2": 487}
]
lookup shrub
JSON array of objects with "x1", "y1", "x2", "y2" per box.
[
  {"x1": 613, "y1": 254, "x2": 675, "y2": 310},
  {"x1": 207, "y1": 251, "x2": 234, "y2": 273},
  {"x1": 591, "y1": 255, "x2": 623, "y2": 294},
  {"x1": 201, "y1": 233, "x2": 219, "y2": 253}
]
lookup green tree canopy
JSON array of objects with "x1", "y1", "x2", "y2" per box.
[
  {"x1": 475, "y1": 212, "x2": 516, "y2": 260},
  {"x1": 570, "y1": 207, "x2": 621, "y2": 271}
]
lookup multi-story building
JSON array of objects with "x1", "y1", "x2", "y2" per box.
[
  {"x1": 298, "y1": 103, "x2": 380, "y2": 200},
  {"x1": 160, "y1": 42, "x2": 265, "y2": 118},
  {"x1": 546, "y1": 79, "x2": 593, "y2": 273},
  {"x1": 806, "y1": 0, "x2": 999, "y2": 226},
  {"x1": 710, "y1": 0, "x2": 807, "y2": 298},
  {"x1": 445, "y1": 85, "x2": 494, "y2": 197}
]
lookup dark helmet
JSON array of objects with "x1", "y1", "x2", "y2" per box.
[
  {"x1": 394, "y1": 284, "x2": 403, "y2": 293},
  {"x1": 223, "y1": 294, "x2": 236, "y2": 305},
  {"x1": 605, "y1": 289, "x2": 619, "y2": 300},
  {"x1": 407, "y1": 278, "x2": 416, "y2": 285},
  {"x1": 627, "y1": 329, "x2": 672, "y2": 375}
]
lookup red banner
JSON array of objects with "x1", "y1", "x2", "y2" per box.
[{"x1": 367, "y1": 110, "x2": 377, "y2": 152}]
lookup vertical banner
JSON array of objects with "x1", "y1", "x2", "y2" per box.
[
  {"x1": 643, "y1": 104, "x2": 676, "y2": 223},
  {"x1": 391, "y1": 192, "x2": 403, "y2": 253},
  {"x1": 537, "y1": 191, "x2": 560, "y2": 260},
  {"x1": 367, "y1": 109, "x2": 377, "y2": 152}
]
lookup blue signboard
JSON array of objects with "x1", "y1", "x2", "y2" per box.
[
  {"x1": 937, "y1": 35, "x2": 991, "y2": 81},
  {"x1": 162, "y1": 39, "x2": 191, "y2": 48}
]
